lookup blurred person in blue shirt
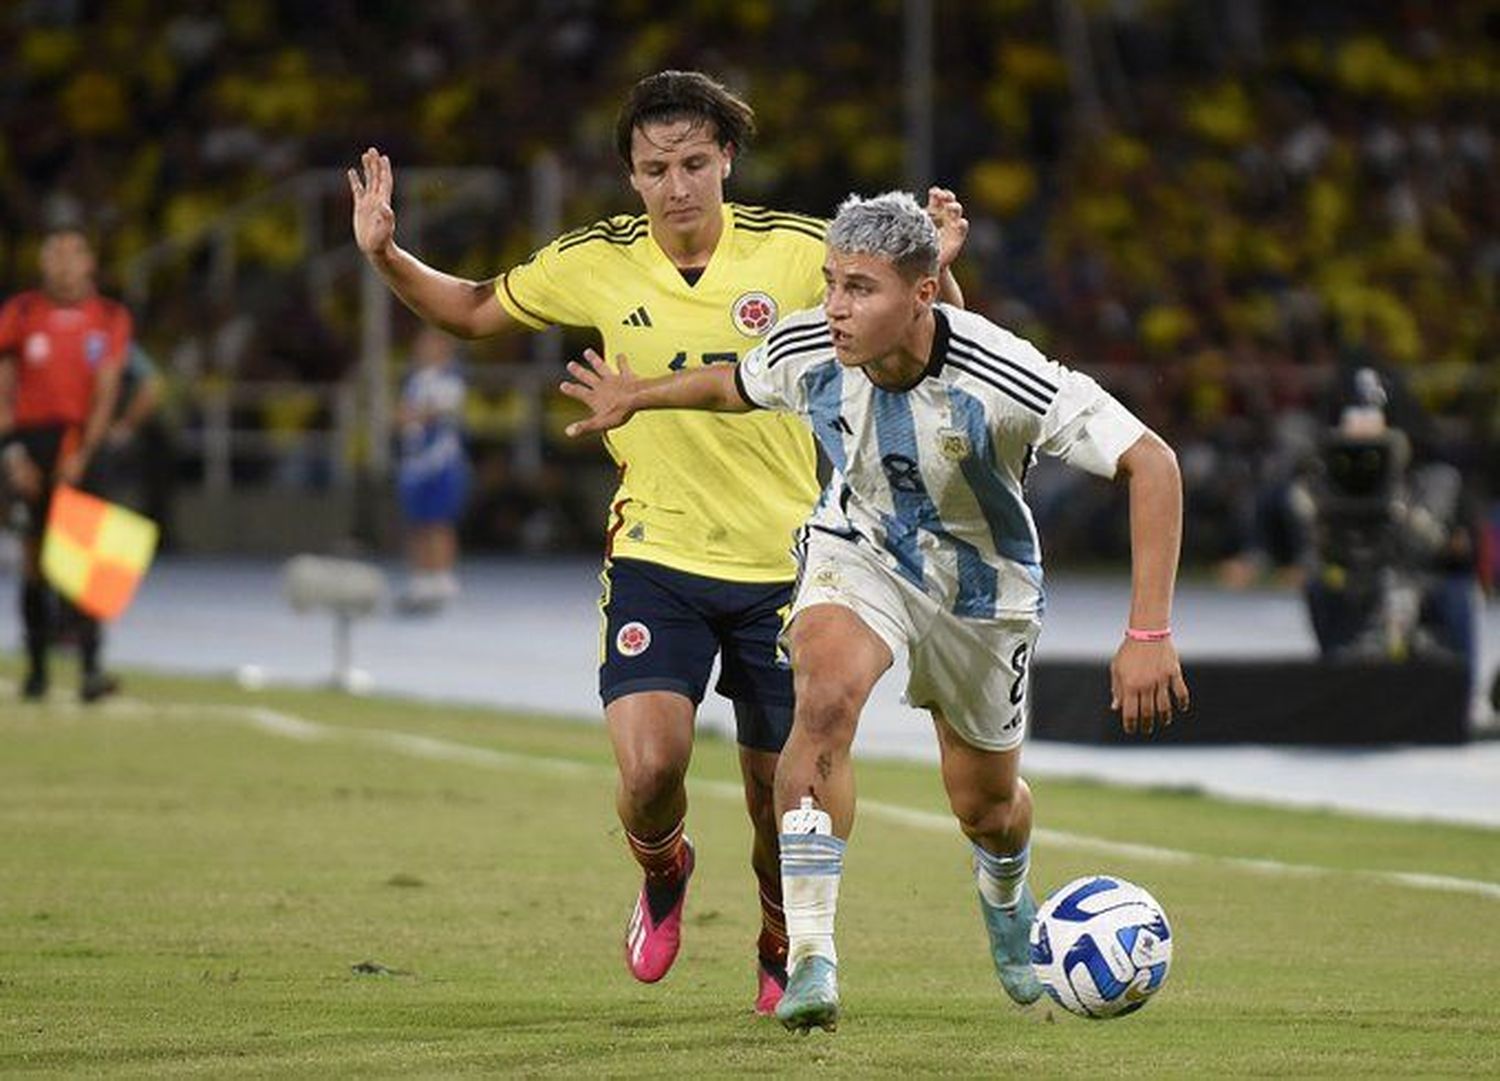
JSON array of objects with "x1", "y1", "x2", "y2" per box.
[{"x1": 395, "y1": 326, "x2": 469, "y2": 613}]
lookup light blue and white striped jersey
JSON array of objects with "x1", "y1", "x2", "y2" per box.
[{"x1": 735, "y1": 304, "x2": 1145, "y2": 619}]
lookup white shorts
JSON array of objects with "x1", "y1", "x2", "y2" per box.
[{"x1": 789, "y1": 530, "x2": 1042, "y2": 752}]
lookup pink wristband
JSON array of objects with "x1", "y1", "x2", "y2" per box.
[{"x1": 1125, "y1": 626, "x2": 1172, "y2": 642}]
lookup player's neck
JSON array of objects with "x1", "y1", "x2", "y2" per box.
[
  {"x1": 863, "y1": 311, "x2": 936, "y2": 391},
  {"x1": 45, "y1": 284, "x2": 94, "y2": 306},
  {"x1": 651, "y1": 212, "x2": 723, "y2": 270}
]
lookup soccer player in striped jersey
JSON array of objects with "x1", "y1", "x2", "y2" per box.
[
  {"x1": 350, "y1": 72, "x2": 969, "y2": 1015},
  {"x1": 560, "y1": 191, "x2": 1190, "y2": 1032}
]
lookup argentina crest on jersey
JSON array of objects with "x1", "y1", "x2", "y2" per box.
[{"x1": 936, "y1": 427, "x2": 971, "y2": 461}]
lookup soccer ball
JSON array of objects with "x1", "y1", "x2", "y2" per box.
[{"x1": 1028, "y1": 875, "x2": 1173, "y2": 1019}]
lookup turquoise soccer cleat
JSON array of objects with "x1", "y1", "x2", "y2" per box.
[
  {"x1": 979, "y1": 883, "x2": 1044, "y2": 1005},
  {"x1": 774, "y1": 955, "x2": 840, "y2": 1033}
]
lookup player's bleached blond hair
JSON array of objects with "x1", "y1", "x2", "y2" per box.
[{"x1": 827, "y1": 191, "x2": 939, "y2": 281}]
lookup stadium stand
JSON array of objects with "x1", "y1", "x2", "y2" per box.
[{"x1": 0, "y1": 1, "x2": 1494, "y2": 568}]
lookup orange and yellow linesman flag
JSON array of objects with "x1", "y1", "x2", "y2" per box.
[{"x1": 40, "y1": 485, "x2": 159, "y2": 621}]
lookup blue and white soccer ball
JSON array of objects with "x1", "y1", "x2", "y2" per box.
[{"x1": 1028, "y1": 875, "x2": 1173, "y2": 1019}]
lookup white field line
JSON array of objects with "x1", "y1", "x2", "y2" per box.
[{"x1": 11, "y1": 685, "x2": 1500, "y2": 902}]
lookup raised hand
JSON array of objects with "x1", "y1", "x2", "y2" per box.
[
  {"x1": 926, "y1": 186, "x2": 969, "y2": 270},
  {"x1": 348, "y1": 147, "x2": 397, "y2": 257},
  {"x1": 560, "y1": 349, "x2": 640, "y2": 437}
]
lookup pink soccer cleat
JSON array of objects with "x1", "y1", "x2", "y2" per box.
[
  {"x1": 754, "y1": 955, "x2": 788, "y2": 1016},
  {"x1": 624, "y1": 840, "x2": 695, "y2": 982}
]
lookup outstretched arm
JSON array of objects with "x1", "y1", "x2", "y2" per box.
[
  {"x1": 349, "y1": 148, "x2": 513, "y2": 339},
  {"x1": 560, "y1": 349, "x2": 752, "y2": 438},
  {"x1": 1109, "y1": 430, "x2": 1191, "y2": 735}
]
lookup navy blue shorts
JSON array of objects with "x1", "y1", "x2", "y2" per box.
[{"x1": 599, "y1": 557, "x2": 794, "y2": 752}]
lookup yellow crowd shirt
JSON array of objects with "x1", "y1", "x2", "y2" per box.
[{"x1": 496, "y1": 203, "x2": 826, "y2": 582}]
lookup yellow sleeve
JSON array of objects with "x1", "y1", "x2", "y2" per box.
[{"x1": 494, "y1": 234, "x2": 596, "y2": 330}]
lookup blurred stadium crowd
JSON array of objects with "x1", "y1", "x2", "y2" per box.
[{"x1": 0, "y1": 0, "x2": 1496, "y2": 576}]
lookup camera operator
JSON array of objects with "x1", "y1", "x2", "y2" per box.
[{"x1": 1301, "y1": 362, "x2": 1480, "y2": 670}]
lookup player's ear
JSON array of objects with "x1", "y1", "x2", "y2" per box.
[{"x1": 721, "y1": 145, "x2": 734, "y2": 179}]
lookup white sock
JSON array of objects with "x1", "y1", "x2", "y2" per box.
[
  {"x1": 780, "y1": 831, "x2": 845, "y2": 971},
  {"x1": 973, "y1": 842, "x2": 1029, "y2": 911}
]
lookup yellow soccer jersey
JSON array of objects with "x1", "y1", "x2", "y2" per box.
[{"x1": 496, "y1": 203, "x2": 827, "y2": 582}]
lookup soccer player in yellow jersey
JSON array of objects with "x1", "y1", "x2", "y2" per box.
[{"x1": 350, "y1": 70, "x2": 968, "y2": 1014}]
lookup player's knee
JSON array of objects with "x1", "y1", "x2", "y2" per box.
[
  {"x1": 618, "y1": 752, "x2": 687, "y2": 809},
  {"x1": 794, "y1": 679, "x2": 862, "y2": 746},
  {"x1": 949, "y1": 785, "x2": 1024, "y2": 840}
]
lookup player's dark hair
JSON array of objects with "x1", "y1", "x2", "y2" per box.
[{"x1": 615, "y1": 70, "x2": 756, "y2": 168}]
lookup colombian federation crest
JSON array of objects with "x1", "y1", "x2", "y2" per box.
[
  {"x1": 616, "y1": 621, "x2": 652, "y2": 657},
  {"x1": 732, "y1": 291, "x2": 778, "y2": 337},
  {"x1": 937, "y1": 428, "x2": 972, "y2": 461}
]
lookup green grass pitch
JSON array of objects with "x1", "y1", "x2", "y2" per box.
[{"x1": 2, "y1": 662, "x2": 1498, "y2": 1076}]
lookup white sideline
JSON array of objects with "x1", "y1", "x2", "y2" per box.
[{"x1": 13, "y1": 687, "x2": 1500, "y2": 902}]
